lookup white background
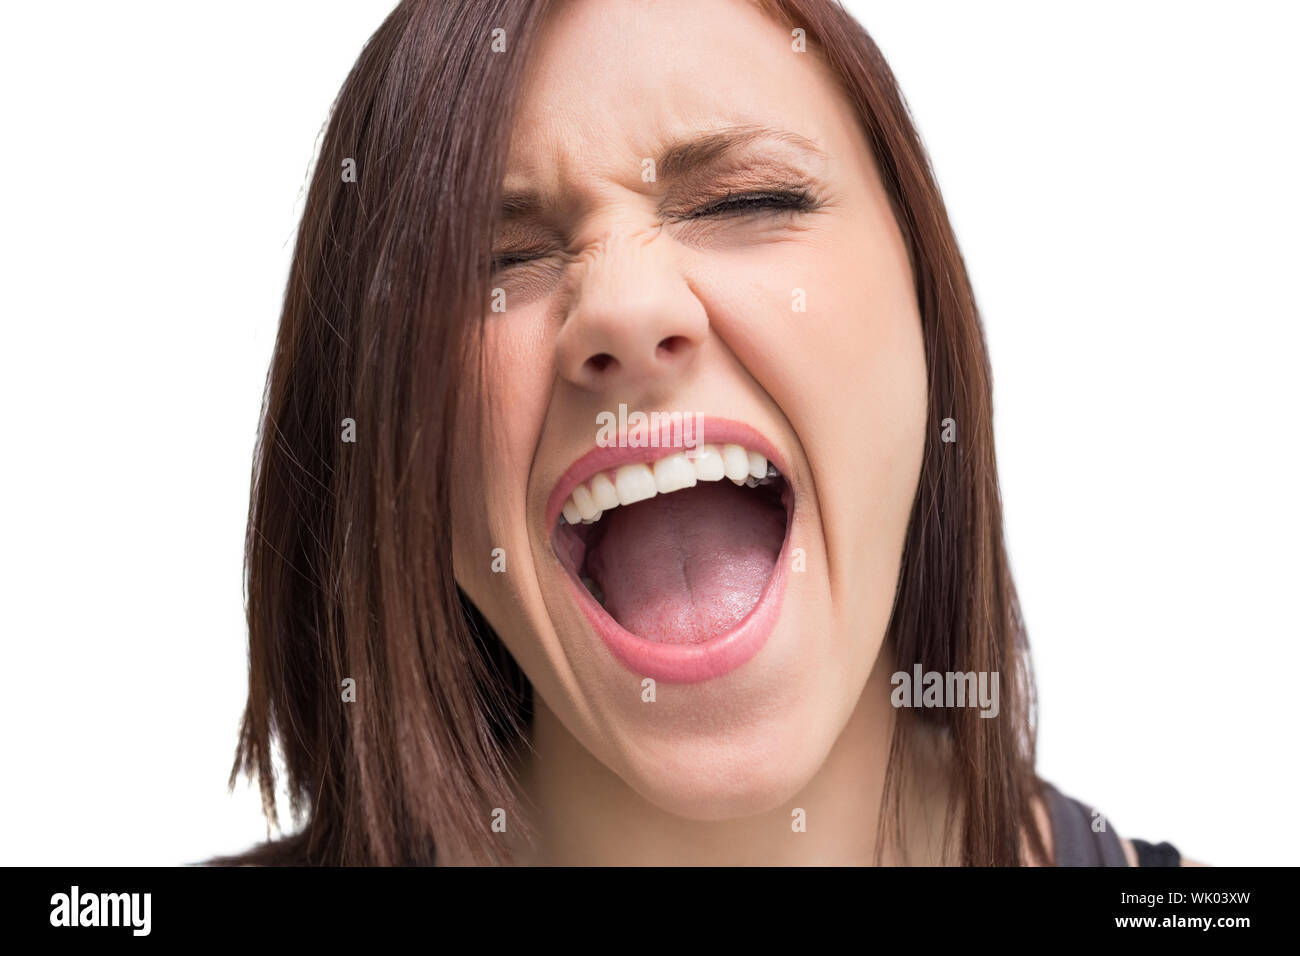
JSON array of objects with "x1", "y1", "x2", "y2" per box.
[{"x1": 1, "y1": 1, "x2": 1295, "y2": 866}]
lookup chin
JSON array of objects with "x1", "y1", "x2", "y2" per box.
[{"x1": 614, "y1": 699, "x2": 838, "y2": 822}]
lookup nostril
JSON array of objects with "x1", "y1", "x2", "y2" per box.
[
  {"x1": 657, "y1": 335, "x2": 689, "y2": 357},
  {"x1": 587, "y1": 353, "x2": 616, "y2": 373}
]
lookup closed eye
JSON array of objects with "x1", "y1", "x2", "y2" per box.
[
  {"x1": 679, "y1": 187, "x2": 817, "y2": 220},
  {"x1": 490, "y1": 187, "x2": 820, "y2": 271},
  {"x1": 491, "y1": 250, "x2": 548, "y2": 271}
]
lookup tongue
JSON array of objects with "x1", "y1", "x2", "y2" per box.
[{"x1": 585, "y1": 480, "x2": 785, "y2": 644}]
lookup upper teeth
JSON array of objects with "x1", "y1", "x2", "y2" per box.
[{"x1": 560, "y1": 444, "x2": 779, "y2": 526}]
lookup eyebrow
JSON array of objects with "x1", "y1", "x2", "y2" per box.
[
  {"x1": 498, "y1": 125, "x2": 825, "y2": 221},
  {"x1": 657, "y1": 124, "x2": 825, "y2": 180}
]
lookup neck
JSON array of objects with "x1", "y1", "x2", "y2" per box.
[{"x1": 509, "y1": 652, "x2": 955, "y2": 865}]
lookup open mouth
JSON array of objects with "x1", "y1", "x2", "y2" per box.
[{"x1": 551, "y1": 440, "x2": 794, "y2": 649}]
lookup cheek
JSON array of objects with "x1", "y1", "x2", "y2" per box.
[
  {"x1": 700, "y1": 203, "x2": 926, "y2": 608},
  {"x1": 822, "y1": 217, "x2": 928, "y2": 481},
  {"x1": 450, "y1": 315, "x2": 554, "y2": 620},
  {"x1": 810, "y1": 209, "x2": 926, "y2": 554},
  {"x1": 699, "y1": 211, "x2": 926, "y2": 483},
  {"x1": 818, "y1": 218, "x2": 927, "y2": 600}
]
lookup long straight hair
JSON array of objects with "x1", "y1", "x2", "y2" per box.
[{"x1": 208, "y1": 0, "x2": 1047, "y2": 867}]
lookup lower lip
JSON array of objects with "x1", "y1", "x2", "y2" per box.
[{"x1": 561, "y1": 485, "x2": 795, "y2": 684}]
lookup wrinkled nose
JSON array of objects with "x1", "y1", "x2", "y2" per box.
[{"x1": 554, "y1": 230, "x2": 707, "y2": 394}]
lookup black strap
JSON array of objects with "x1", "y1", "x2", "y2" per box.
[{"x1": 1132, "y1": 838, "x2": 1181, "y2": 867}]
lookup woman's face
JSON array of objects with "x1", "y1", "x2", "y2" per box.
[{"x1": 452, "y1": 0, "x2": 927, "y2": 819}]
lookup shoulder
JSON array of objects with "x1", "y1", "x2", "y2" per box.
[
  {"x1": 1121, "y1": 837, "x2": 1207, "y2": 867},
  {"x1": 1033, "y1": 779, "x2": 1204, "y2": 867}
]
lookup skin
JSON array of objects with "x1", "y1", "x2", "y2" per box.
[{"x1": 448, "y1": 0, "x2": 1175, "y2": 866}]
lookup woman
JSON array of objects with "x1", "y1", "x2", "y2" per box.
[{"x1": 211, "y1": 0, "x2": 1192, "y2": 866}]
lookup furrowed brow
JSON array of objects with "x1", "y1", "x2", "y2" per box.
[
  {"x1": 657, "y1": 125, "x2": 825, "y2": 181},
  {"x1": 495, "y1": 126, "x2": 825, "y2": 221}
]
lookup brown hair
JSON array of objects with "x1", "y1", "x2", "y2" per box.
[{"x1": 208, "y1": 0, "x2": 1047, "y2": 867}]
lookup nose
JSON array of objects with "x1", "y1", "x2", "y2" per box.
[{"x1": 554, "y1": 227, "x2": 707, "y2": 394}]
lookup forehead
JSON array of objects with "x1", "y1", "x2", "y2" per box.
[{"x1": 505, "y1": 0, "x2": 854, "y2": 189}]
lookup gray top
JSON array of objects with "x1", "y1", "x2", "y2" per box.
[{"x1": 1042, "y1": 779, "x2": 1132, "y2": 866}]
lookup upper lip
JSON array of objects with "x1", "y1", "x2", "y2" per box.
[{"x1": 544, "y1": 416, "x2": 792, "y2": 532}]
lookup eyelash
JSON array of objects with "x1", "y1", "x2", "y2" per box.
[
  {"x1": 492, "y1": 250, "x2": 544, "y2": 270},
  {"x1": 678, "y1": 187, "x2": 816, "y2": 220},
  {"x1": 491, "y1": 188, "x2": 818, "y2": 271}
]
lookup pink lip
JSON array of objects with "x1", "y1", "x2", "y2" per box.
[{"x1": 546, "y1": 416, "x2": 795, "y2": 683}]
